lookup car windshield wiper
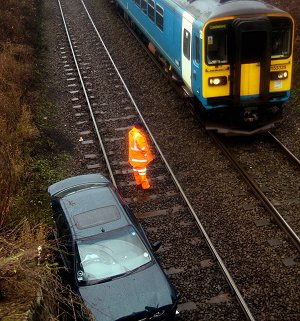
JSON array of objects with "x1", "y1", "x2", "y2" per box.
[
  {"x1": 118, "y1": 262, "x2": 150, "y2": 278},
  {"x1": 85, "y1": 276, "x2": 115, "y2": 286},
  {"x1": 87, "y1": 264, "x2": 149, "y2": 286}
]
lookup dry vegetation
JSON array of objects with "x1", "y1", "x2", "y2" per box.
[
  {"x1": 0, "y1": 221, "x2": 49, "y2": 319},
  {"x1": 0, "y1": 221, "x2": 94, "y2": 320},
  {"x1": 0, "y1": 1, "x2": 86, "y2": 320},
  {"x1": 0, "y1": 0, "x2": 39, "y2": 229},
  {"x1": 0, "y1": 0, "x2": 48, "y2": 318}
]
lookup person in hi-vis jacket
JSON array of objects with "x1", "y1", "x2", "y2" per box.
[{"x1": 128, "y1": 122, "x2": 153, "y2": 190}]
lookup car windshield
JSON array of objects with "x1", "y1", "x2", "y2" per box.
[{"x1": 76, "y1": 225, "x2": 152, "y2": 284}]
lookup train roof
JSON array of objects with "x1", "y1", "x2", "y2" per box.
[{"x1": 166, "y1": 0, "x2": 288, "y2": 24}]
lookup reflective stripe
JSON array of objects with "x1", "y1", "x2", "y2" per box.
[
  {"x1": 130, "y1": 158, "x2": 147, "y2": 163},
  {"x1": 133, "y1": 132, "x2": 140, "y2": 151},
  {"x1": 130, "y1": 146, "x2": 146, "y2": 151},
  {"x1": 133, "y1": 167, "x2": 147, "y2": 173}
]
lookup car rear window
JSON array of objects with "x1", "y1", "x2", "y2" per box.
[{"x1": 74, "y1": 205, "x2": 121, "y2": 230}]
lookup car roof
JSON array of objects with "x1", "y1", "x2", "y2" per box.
[
  {"x1": 48, "y1": 173, "x2": 110, "y2": 196},
  {"x1": 49, "y1": 174, "x2": 131, "y2": 238}
]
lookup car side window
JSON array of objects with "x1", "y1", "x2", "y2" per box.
[
  {"x1": 51, "y1": 200, "x2": 63, "y2": 220},
  {"x1": 56, "y1": 214, "x2": 74, "y2": 269}
]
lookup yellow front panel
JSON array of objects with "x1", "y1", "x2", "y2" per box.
[
  {"x1": 270, "y1": 58, "x2": 293, "y2": 92},
  {"x1": 240, "y1": 63, "x2": 260, "y2": 96},
  {"x1": 202, "y1": 65, "x2": 230, "y2": 98},
  {"x1": 203, "y1": 58, "x2": 293, "y2": 99}
]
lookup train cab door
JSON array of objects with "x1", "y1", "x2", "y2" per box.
[
  {"x1": 232, "y1": 17, "x2": 271, "y2": 106},
  {"x1": 191, "y1": 27, "x2": 202, "y2": 97},
  {"x1": 181, "y1": 12, "x2": 195, "y2": 91}
]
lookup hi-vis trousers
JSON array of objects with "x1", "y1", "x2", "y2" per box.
[{"x1": 133, "y1": 166, "x2": 150, "y2": 189}]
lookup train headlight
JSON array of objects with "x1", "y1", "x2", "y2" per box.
[
  {"x1": 271, "y1": 71, "x2": 288, "y2": 80},
  {"x1": 208, "y1": 76, "x2": 227, "y2": 86}
]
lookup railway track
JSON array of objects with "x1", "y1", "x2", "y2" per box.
[
  {"x1": 55, "y1": 0, "x2": 254, "y2": 320},
  {"x1": 211, "y1": 131, "x2": 300, "y2": 254},
  {"x1": 44, "y1": 0, "x2": 300, "y2": 319}
]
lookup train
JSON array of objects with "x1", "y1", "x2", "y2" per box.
[{"x1": 111, "y1": 0, "x2": 294, "y2": 135}]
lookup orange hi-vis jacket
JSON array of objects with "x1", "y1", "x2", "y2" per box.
[{"x1": 128, "y1": 127, "x2": 153, "y2": 168}]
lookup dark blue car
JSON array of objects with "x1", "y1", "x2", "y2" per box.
[{"x1": 48, "y1": 174, "x2": 178, "y2": 320}]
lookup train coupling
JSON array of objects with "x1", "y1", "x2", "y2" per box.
[
  {"x1": 270, "y1": 105, "x2": 281, "y2": 114},
  {"x1": 243, "y1": 110, "x2": 258, "y2": 123}
]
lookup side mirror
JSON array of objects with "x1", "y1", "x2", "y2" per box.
[{"x1": 151, "y1": 241, "x2": 161, "y2": 252}]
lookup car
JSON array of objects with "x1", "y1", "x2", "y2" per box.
[{"x1": 48, "y1": 173, "x2": 178, "y2": 321}]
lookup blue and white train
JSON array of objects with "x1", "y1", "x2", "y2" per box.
[{"x1": 112, "y1": 0, "x2": 294, "y2": 135}]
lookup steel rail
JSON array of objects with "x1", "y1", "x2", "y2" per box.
[
  {"x1": 80, "y1": 1, "x2": 256, "y2": 319},
  {"x1": 268, "y1": 131, "x2": 300, "y2": 167},
  {"x1": 57, "y1": 0, "x2": 117, "y2": 187},
  {"x1": 210, "y1": 132, "x2": 300, "y2": 253}
]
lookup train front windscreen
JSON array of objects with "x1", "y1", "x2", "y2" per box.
[{"x1": 205, "y1": 17, "x2": 292, "y2": 66}]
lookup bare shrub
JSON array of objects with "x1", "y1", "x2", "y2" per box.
[
  {"x1": 36, "y1": 270, "x2": 96, "y2": 321},
  {"x1": 0, "y1": 142, "x2": 21, "y2": 228},
  {"x1": 0, "y1": 221, "x2": 95, "y2": 320},
  {"x1": 0, "y1": 0, "x2": 36, "y2": 44},
  {"x1": 17, "y1": 105, "x2": 40, "y2": 142},
  {"x1": 0, "y1": 149, "x2": 14, "y2": 228},
  {"x1": 0, "y1": 42, "x2": 36, "y2": 228},
  {"x1": 0, "y1": 220, "x2": 49, "y2": 318}
]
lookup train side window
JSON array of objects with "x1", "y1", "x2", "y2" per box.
[
  {"x1": 148, "y1": 0, "x2": 155, "y2": 21},
  {"x1": 156, "y1": 4, "x2": 164, "y2": 31},
  {"x1": 183, "y1": 29, "x2": 190, "y2": 60},
  {"x1": 141, "y1": 0, "x2": 147, "y2": 14},
  {"x1": 195, "y1": 36, "x2": 200, "y2": 64},
  {"x1": 135, "y1": 0, "x2": 141, "y2": 7}
]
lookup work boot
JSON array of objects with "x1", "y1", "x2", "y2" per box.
[
  {"x1": 133, "y1": 172, "x2": 141, "y2": 185},
  {"x1": 141, "y1": 181, "x2": 150, "y2": 190}
]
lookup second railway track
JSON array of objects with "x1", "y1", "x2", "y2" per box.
[
  {"x1": 212, "y1": 131, "x2": 300, "y2": 252},
  {"x1": 43, "y1": 0, "x2": 300, "y2": 320}
]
